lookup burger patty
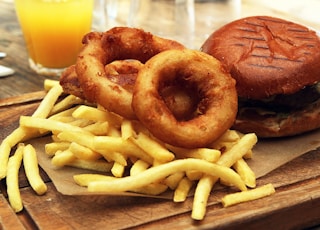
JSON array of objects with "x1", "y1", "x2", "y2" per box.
[{"x1": 239, "y1": 82, "x2": 320, "y2": 112}]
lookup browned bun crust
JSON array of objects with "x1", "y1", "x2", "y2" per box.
[
  {"x1": 201, "y1": 16, "x2": 320, "y2": 137},
  {"x1": 201, "y1": 16, "x2": 320, "y2": 99},
  {"x1": 233, "y1": 99, "x2": 320, "y2": 138}
]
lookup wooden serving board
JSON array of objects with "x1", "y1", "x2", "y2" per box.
[{"x1": 1, "y1": 95, "x2": 320, "y2": 229}]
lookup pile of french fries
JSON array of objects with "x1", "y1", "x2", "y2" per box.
[{"x1": 0, "y1": 80, "x2": 275, "y2": 220}]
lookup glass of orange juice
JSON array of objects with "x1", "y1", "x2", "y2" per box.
[{"x1": 14, "y1": 0, "x2": 94, "y2": 77}]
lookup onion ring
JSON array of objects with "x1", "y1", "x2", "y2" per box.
[
  {"x1": 132, "y1": 49, "x2": 238, "y2": 148},
  {"x1": 60, "y1": 60, "x2": 143, "y2": 99},
  {"x1": 60, "y1": 59, "x2": 196, "y2": 120},
  {"x1": 75, "y1": 27, "x2": 185, "y2": 119},
  {"x1": 104, "y1": 60, "x2": 143, "y2": 93}
]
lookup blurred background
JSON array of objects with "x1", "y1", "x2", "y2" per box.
[
  {"x1": 91, "y1": 0, "x2": 320, "y2": 49},
  {"x1": 2, "y1": 0, "x2": 320, "y2": 50}
]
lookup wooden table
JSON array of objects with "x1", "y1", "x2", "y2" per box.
[{"x1": 1, "y1": 0, "x2": 320, "y2": 229}]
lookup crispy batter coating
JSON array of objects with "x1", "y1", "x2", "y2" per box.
[
  {"x1": 75, "y1": 27, "x2": 184, "y2": 119},
  {"x1": 132, "y1": 49, "x2": 238, "y2": 148}
]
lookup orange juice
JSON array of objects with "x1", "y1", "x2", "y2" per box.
[{"x1": 14, "y1": 0, "x2": 93, "y2": 74}]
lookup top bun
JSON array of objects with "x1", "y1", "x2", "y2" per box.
[{"x1": 201, "y1": 16, "x2": 320, "y2": 99}]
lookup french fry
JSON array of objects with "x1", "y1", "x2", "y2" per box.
[
  {"x1": 51, "y1": 149, "x2": 76, "y2": 167},
  {"x1": 72, "y1": 105, "x2": 123, "y2": 126},
  {"x1": 218, "y1": 130, "x2": 241, "y2": 142},
  {"x1": 163, "y1": 172, "x2": 185, "y2": 190},
  {"x1": 130, "y1": 159, "x2": 149, "y2": 176},
  {"x1": 122, "y1": 139, "x2": 154, "y2": 164},
  {"x1": 233, "y1": 158, "x2": 256, "y2": 188},
  {"x1": 93, "y1": 136, "x2": 123, "y2": 151},
  {"x1": 74, "y1": 173, "x2": 168, "y2": 196},
  {"x1": 0, "y1": 127, "x2": 39, "y2": 179},
  {"x1": 57, "y1": 131, "x2": 95, "y2": 149},
  {"x1": 221, "y1": 183, "x2": 275, "y2": 207},
  {"x1": 167, "y1": 145, "x2": 221, "y2": 163},
  {"x1": 50, "y1": 115, "x2": 76, "y2": 124},
  {"x1": 218, "y1": 133, "x2": 258, "y2": 167},
  {"x1": 210, "y1": 130, "x2": 240, "y2": 150},
  {"x1": 94, "y1": 136, "x2": 153, "y2": 164},
  {"x1": 130, "y1": 132, "x2": 175, "y2": 163},
  {"x1": 67, "y1": 159, "x2": 113, "y2": 172},
  {"x1": 31, "y1": 84, "x2": 63, "y2": 118},
  {"x1": 191, "y1": 175, "x2": 216, "y2": 220},
  {"x1": 243, "y1": 149, "x2": 253, "y2": 159},
  {"x1": 131, "y1": 183, "x2": 168, "y2": 196},
  {"x1": 67, "y1": 118, "x2": 93, "y2": 128},
  {"x1": 83, "y1": 121, "x2": 109, "y2": 135},
  {"x1": 72, "y1": 105, "x2": 110, "y2": 121},
  {"x1": 99, "y1": 151, "x2": 127, "y2": 166},
  {"x1": 121, "y1": 119, "x2": 135, "y2": 140},
  {"x1": 50, "y1": 95, "x2": 84, "y2": 115},
  {"x1": 20, "y1": 116, "x2": 87, "y2": 134},
  {"x1": 45, "y1": 142, "x2": 71, "y2": 156},
  {"x1": 111, "y1": 161, "x2": 126, "y2": 178},
  {"x1": 74, "y1": 174, "x2": 115, "y2": 187},
  {"x1": 23, "y1": 144, "x2": 47, "y2": 195},
  {"x1": 186, "y1": 170, "x2": 203, "y2": 181},
  {"x1": 48, "y1": 106, "x2": 79, "y2": 120},
  {"x1": 6, "y1": 145, "x2": 24, "y2": 212},
  {"x1": 43, "y1": 79, "x2": 60, "y2": 91},
  {"x1": 1, "y1": 83, "x2": 63, "y2": 179},
  {"x1": 88, "y1": 159, "x2": 247, "y2": 193},
  {"x1": 107, "y1": 126, "x2": 121, "y2": 137},
  {"x1": 68, "y1": 142, "x2": 101, "y2": 161},
  {"x1": 173, "y1": 177, "x2": 194, "y2": 202},
  {"x1": 192, "y1": 133, "x2": 258, "y2": 220}
]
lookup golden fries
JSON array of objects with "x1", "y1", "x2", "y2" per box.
[
  {"x1": 233, "y1": 158, "x2": 256, "y2": 188},
  {"x1": 130, "y1": 159, "x2": 149, "y2": 176},
  {"x1": 0, "y1": 84, "x2": 63, "y2": 179},
  {"x1": 6, "y1": 143, "x2": 48, "y2": 212},
  {"x1": 163, "y1": 172, "x2": 185, "y2": 190},
  {"x1": 67, "y1": 159, "x2": 113, "y2": 172},
  {"x1": 6, "y1": 145, "x2": 24, "y2": 212},
  {"x1": 174, "y1": 177, "x2": 194, "y2": 202},
  {"x1": 50, "y1": 95, "x2": 84, "y2": 115},
  {"x1": 87, "y1": 159, "x2": 247, "y2": 193},
  {"x1": 130, "y1": 132, "x2": 175, "y2": 163},
  {"x1": 0, "y1": 79, "x2": 275, "y2": 221},
  {"x1": 23, "y1": 144, "x2": 47, "y2": 195},
  {"x1": 20, "y1": 116, "x2": 87, "y2": 134},
  {"x1": 192, "y1": 133, "x2": 258, "y2": 220},
  {"x1": 221, "y1": 183, "x2": 275, "y2": 207},
  {"x1": 192, "y1": 175, "x2": 216, "y2": 220},
  {"x1": 74, "y1": 174, "x2": 115, "y2": 187}
]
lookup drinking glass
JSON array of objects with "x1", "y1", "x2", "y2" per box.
[{"x1": 15, "y1": 0, "x2": 94, "y2": 77}]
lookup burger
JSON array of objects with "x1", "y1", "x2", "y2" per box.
[{"x1": 201, "y1": 16, "x2": 320, "y2": 138}]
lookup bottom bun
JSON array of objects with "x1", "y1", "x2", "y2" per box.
[{"x1": 233, "y1": 99, "x2": 320, "y2": 138}]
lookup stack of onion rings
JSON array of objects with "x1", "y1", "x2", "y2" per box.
[
  {"x1": 75, "y1": 27, "x2": 185, "y2": 119},
  {"x1": 60, "y1": 27, "x2": 238, "y2": 148},
  {"x1": 132, "y1": 49, "x2": 238, "y2": 148}
]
